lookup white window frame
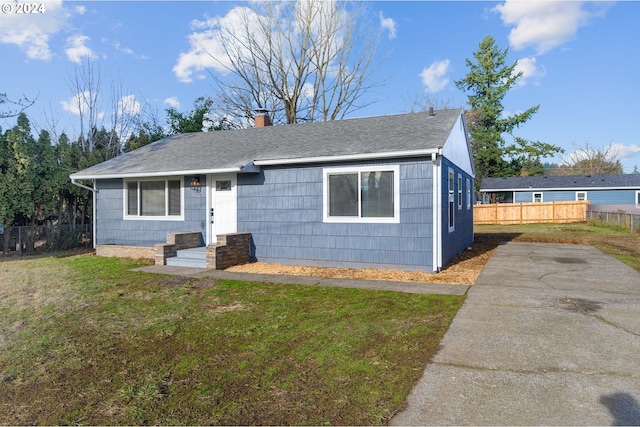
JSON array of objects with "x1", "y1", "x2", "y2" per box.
[
  {"x1": 123, "y1": 177, "x2": 185, "y2": 221},
  {"x1": 323, "y1": 165, "x2": 400, "y2": 224},
  {"x1": 533, "y1": 192, "x2": 543, "y2": 203},
  {"x1": 467, "y1": 178, "x2": 472, "y2": 209},
  {"x1": 448, "y1": 169, "x2": 455, "y2": 232},
  {"x1": 576, "y1": 191, "x2": 587, "y2": 201},
  {"x1": 457, "y1": 174, "x2": 463, "y2": 210},
  {"x1": 636, "y1": 191, "x2": 640, "y2": 205}
]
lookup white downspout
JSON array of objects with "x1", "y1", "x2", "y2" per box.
[
  {"x1": 71, "y1": 178, "x2": 97, "y2": 249},
  {"x1": 432, "y1": 151, "x2": 442, "y2": 272}
]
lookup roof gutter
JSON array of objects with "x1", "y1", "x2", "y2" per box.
[
  {"x1": 481, "y1": 185, "x2": 640, "y2": 192},
  {"x1": 69, "y1": 164, "x2": 259, "y2": 181},
  {"x1": 71, "y1": 178, "x2": 97, "y2": 250},
  {"x1": 254, "y1": 148, "x2": 440, "y2": 166}
]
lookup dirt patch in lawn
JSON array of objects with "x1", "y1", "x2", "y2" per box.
[{"x1": 227, "y1": 236, "x2": 500, "y2": 286}]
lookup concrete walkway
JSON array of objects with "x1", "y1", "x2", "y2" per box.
[
  {"x1": 134, "y1": 264, "x2": 470, "y2": 295},
  {"x1": 391, "y1": 242, "x2": 640, "y2": 426}
]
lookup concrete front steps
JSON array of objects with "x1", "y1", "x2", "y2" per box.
[{"x1": 166, "y1": 246, "x2": 207, "y2": 269}]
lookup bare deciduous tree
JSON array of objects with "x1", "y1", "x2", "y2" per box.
[
  {"x1": 0, "y1": 92, "x2": 35, "y2": 119},
  {"x1": 65, "y1": 59, "x2": 147, "y2": 158},
  {"x1": 66, "y1": 58, "x2": 102, "y2": 152},
  {"x1": 209, "y1": 0, "x2": 383, "y2": 126},
  {"x1": 555, "y1": 141, "x2": 624, "y2": 175},
  {"x1": 402, "y1": 92, "x2": 458, "y2": 113}
]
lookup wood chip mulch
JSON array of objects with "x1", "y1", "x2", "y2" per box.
[{"x1": 226, "y1": 240, "x2": 499, "y2": 286}]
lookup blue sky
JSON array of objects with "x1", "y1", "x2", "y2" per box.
[{"x1": 1, "y1": 0, "x2": 639, "y2": 172}]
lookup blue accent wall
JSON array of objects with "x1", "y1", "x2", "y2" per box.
[
  {"x1": 96, "y1": 178, "x2": 206, "y2": 247},
  {"x1": 237, "y1": 158, "x2": 435, "y2": 271},
  {"x1": 440, "y1": 157, "x2": 474, "y2": 268}
]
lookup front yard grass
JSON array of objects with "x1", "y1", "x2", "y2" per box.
[{"x1": 0, "y1": 254, "x2": 464, "y2": 425}]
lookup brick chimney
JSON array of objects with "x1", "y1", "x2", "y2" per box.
[{"x1": 254, "y1": 109, "x2": 272, "y2": 127}]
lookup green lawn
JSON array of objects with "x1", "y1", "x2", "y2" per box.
[{"x1": 0, "y1": 254, "x2": 464, "y2": 425}]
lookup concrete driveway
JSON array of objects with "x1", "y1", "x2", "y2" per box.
[{"x1": 391, "y1": 242, "x2": 640, "y2": 426}]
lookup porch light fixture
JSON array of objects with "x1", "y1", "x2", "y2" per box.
[{"x1": 190, "y1": 176, "x2": 202, "y2": 193}]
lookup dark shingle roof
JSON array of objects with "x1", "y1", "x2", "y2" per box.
[
  {"x1": 71, "y1": 109, "x2": 462, "y2": 179},
  {"x1": 481, "y1": 174, "x2": 640, "y2": 191}
]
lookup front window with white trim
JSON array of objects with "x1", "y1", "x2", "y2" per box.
[
  {"x1": 323, "y1": 165, "x2": 399, "y2": 223},
  {"x1": 124, "y1": 178, "x2": 183, "y2": 220}
]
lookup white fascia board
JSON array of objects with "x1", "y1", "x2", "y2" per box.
[
  {"x1": 254, "y1": 149, "x2": 440, "y2": 166},
  {"x1": 70, "y1": 163, "x2": 259, "y2": 180},
  {"x1": 482, "y1": 185, "x2": 640, "y2": 192},
  {"x1": 70, "y1": 167, "x2": 241, "y2": 180}
]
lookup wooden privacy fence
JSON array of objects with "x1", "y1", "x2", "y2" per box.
[{"x1": 474, "y1": 200, "x2": 589, "y2": 225}]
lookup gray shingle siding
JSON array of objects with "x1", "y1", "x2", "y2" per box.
[
  {"x1": 237, "y1": 158, "x2": 434, "y2": 271},
  {"x1": 95, "y1": 178, "x2": 206, "y2": 247},
  {"x1": 440, "y1": 158, "x2": 474, "y2": 267}
]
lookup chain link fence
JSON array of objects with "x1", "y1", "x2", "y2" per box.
[
  {"x1": 587, "y1": 211, "x2": 640, "y2": 234},
  {"x1": 0, "y1": 224, "x2": 92, "y2": 256}
]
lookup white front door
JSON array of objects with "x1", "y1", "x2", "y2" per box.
[{"x1": 210, "y1": 174, "x2": 237, "y2": 244}]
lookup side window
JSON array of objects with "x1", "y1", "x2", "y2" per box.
[
  {"x1": 448, "y1": 170, "x2": 455, "y2": 231},
  {"x1": 457, "y1": 174, "x2": 463, "y2": 209},
  {"x1": 466, "y1": 178, "x2": 471, "y2": 209},
  {"x1": 576, "y1": 191, "x2": 587, "y2": 201},
  {"x1": 533, "y1": 192, "x2": 543, "y2": 203}
]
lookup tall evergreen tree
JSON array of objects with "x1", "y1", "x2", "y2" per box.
[{"x1": 455, "y1": 35, "x2": 562, "y2": 184}]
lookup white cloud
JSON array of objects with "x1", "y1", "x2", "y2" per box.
[
  {"x1": 113, "y1": 41, "x2": 134, "y2": 55},
  {"x1": 75, "y1": 5, "x2": 86, "y2": 15},
  {"x1": 173, "y1": 3, "x2": 350, "y2": 84},
  {"x1": 494, "y1": 1, "x2": 607, "y2": 54},
  {"x1": 65, "y1": 34, "x2": 96, "y2": 63},
  {"x1": 173, "y1": 6, "x2": 262, "y2": 83},
  {"x1": 117, "y1": 95, "x2": 141, "y2": 117},
  {"x1": 164, "y1": 97, "x2": 181, "y2": 109},
  {"x1": 61, "y1": 91, "x2": 94, "y2": 116},
  {"x1": 514, "y1": 56, "x2": 546, "y2": 87},
  {"x1": 0, "y1": 0, "x2": 70, "y2": 60},
  {"x1": 610, "y1": 143, "x2": 640, "y2": 161},
  {"x1": 379, "y1": 11, "x2": 397, "y2": 40},
  {"x1": 420, "y1": 59, "x2": 450, "y2": 93}
]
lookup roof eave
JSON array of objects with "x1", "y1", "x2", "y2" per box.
[
  {"x1": 254, "y1": 149, "x2": 440, "y2": 166},
  {"x1": 481, "y1": 185, "x2": 640, "y2": 192},
  {"x1": 69, "y1": 165, "x2": 259, "y2": 181}
]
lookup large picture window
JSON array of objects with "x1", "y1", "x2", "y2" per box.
[
  {"x1": 124, "y1": 178, "x2": 183, "y2": 220},
  {"x1": 323, "y1": 166, "x2": 399, "y2": 223}
]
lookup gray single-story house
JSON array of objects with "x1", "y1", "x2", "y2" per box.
[
  {"x1": 70, "y1": 109, "x2": 475, "y2": 272},
  {"x1": 480, "y1": 174, "x2": 640, "y2": 213}
]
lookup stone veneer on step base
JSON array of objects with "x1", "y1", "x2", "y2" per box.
[
  {"x1": 206, "y1": 232, "x2": 251, "y2": 270},
  {"x1": 154, "y1": 231, "x2": 203, "y2": 266}
]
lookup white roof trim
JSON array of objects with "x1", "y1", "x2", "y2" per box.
[
  {"x1": 482, "y1": 185, "x2": 640, "y2": 192},
  {"x1": 70, "y1": 167, "x2": 243, "y2": 180},
  {"x1": 254, "y1": 149, "x2": 440, "y2": 166}
]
